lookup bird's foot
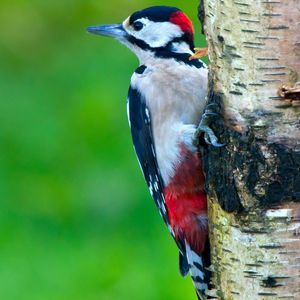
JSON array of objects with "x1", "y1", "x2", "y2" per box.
[
  {"x1": 189, "y1": 47, "x2": 208, "y2": 61},
  {"x1": 195, "y1": 106, "x2": 225, "y2": 148}
]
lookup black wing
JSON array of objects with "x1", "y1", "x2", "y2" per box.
[
  {"x1": 127, "y1": 70, "x2": 187, "y2": 276},
  {"x1": 127, "y1": 85, "x2": 170, "y2": 228}
]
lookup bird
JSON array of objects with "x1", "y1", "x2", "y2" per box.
[{"x1": 87, "y1": 6, "x2": 221, "y2": 299}]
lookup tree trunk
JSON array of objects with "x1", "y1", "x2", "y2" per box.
[{"x1": 199, "y1": 0, "x2": 300, "y2": 299}]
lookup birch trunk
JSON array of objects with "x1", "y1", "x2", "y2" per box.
[{"x1": 199, "y1": 0, "x2": 300, "y2": 299}]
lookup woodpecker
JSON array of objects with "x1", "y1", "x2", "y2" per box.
[{"x1": 87, "y1": 6, "x2": 220, "y2": 299}]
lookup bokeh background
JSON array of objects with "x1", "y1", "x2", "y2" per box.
[{"x1": 0, "y1": 1, "x2": 206, "y2": 299}]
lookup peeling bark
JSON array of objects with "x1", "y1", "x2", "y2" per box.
[{"x1": 200, "y1": 0, "x2": 300, "y2": 299}]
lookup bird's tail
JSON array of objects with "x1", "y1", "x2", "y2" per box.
[{"x1": 185, "y1": 242, "x2": 211, "y2": 300}]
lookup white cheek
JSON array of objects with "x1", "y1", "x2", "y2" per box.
[{"x1": 129, "y1": 18, "x2": 183, "y2": 48}]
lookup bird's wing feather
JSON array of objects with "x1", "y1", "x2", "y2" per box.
[
  {"x1": 127, "y1": 84, "x2": 189, "y2": 276},
  {"x1": 127, "y1": 86, "x2": 171, "y2": 227}
]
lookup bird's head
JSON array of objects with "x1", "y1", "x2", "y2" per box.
[{"x1": 87, "y1": 6, "x2": 195, "y2": 63}]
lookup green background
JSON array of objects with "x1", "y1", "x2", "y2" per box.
[{"x1": 0, "y1": 1, "x2": 206, "y2": 299}]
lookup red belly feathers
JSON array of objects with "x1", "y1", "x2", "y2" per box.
[{"x1": 164, "y1": 146, "x2": 208, "y2": 253}]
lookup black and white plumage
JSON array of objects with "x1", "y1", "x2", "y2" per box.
[
  {"x1": 128, "y1": 66, "x2": 211, "y2": 298},
  {"x1": 88, "y1": 6, "x2": 212, "y2": 299},
  {"x1": 127, "y1": 82, "x2": 170, "y2": 229}
]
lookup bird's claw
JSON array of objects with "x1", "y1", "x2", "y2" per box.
[{"x1": 195, "y1": 111, "x2": 225, "y2": 148}]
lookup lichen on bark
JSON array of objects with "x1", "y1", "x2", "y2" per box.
[{"x1": 200, "y1": 0, "x2": 300, "y2": 298}]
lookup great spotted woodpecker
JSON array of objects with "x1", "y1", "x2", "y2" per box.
[{"x1": 88, "y1": 6, "x2": 221, "y2": 299}]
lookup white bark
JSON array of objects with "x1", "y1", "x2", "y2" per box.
[{"x1": 200, "y1": 0, "x2": 300, "y2": 299}]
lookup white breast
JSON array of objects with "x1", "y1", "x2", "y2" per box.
[{"x1": 131, "y1": 58, "x2": 208, "y2": 184}]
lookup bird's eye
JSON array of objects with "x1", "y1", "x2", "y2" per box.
[{"x1": 133, "y1": 21, "x2": 144, "y2": 31}]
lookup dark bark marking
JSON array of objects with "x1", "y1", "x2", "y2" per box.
[
  {"x1": 245, "y1": 275, "x2": 263, "y2": 278},
  {"x1": 240, "y1": 19, "x2": 260, "y2": 23},
  {"x1": 243, "y1": 270, "x2": 259, "y2": 274},
  {"x1": 230, "y1": 257, "x2": 241, "y2": 262},
  {"x1": 243, "y1": 42, "x2": 265, "y2": 46},
  {"x1": 261, "y1": 79, "x2": 282, "y2": 83},
  {"x1": 198, "y1": 0, "x2": 205, "y2": 34},
  {"x1": 239, "y1": 12, "x2": 251, "y2": 16},
  {"x1": 217, "y1": 35, "x2": 225, "y2": 43},
  {"x1": 259, "y1": 66, "x2": 287, "y2": 70},
  {"x1": 241, "y1": 29, "x2": 260, "y2": 33},
  {"x1": 241, "y1": 228, "x2": 269, "y2": 234},
  {"x1": 234, "y1": 82, "x2": 247, "y2": 89},
  {"x1": 245, "y1": 263, "x2": 263, "y2": 267},
  {"x1": 265, "y1": 73, "x2": 287, "y2": 76},
  {"x1": 229, "y1": 91, "x2": 243, "y2": 95},
  {"x1": 259, "y1": 243, "x2": 283, "y2": 249},
  {"x1": 234, "y1": 2, "x2": 250, "y2": 6},
  {"x1": 257, "y1": 292, "x2": 278, "y2": 296},
  {"x1": 225, "y1": 44, "x2": 237, "y2": 50},
  {"x1": 262, "y1": 13, "x2": 282, "y2": 17},
  {"x1": 256, "y1": 36, "x2": 279, "y2": 40},
  {"x1": 257, "y1": 57, "x2": 279, "y2": 61},
  {"x1": 230, "y1": 291, "x2": 240, "y2": 295},
  {"x1": 268, "y1": 25, "x2": 289, "y2": 30},
  {"x1": 262, "y1": 276, "x2": 280, "y2": 288},
  {"x1": 269, "y1": 96, "x2": 284, "y2": 100},
  {"x1": 249, "y1": 83, "x2": 265, "y2": 86},
  {"x1": 202, "y1": 88, "x2": 300, "y2": 213}
]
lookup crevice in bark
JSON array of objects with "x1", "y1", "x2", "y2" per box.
[{"x1": 203, "y1": 87, "x2": 300, "y2": 212}]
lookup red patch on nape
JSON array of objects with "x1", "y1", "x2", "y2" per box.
[{"x1": 170, "y1": 11, "x2": 194, "y2": 34}]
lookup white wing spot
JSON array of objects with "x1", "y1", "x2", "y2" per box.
[
  {"x1": 145, "y1": 107, "x2": 150, "y2": 122},
  {"x1": 157, "y1": 200, "x2": 162, "y2": 209},
  {"x1": 168, "y1": 224, "x2": 175, "y2": 237},
  {"x1": 151, "y1": 145, "x2": 156, "y2": 157},
  {"x1": 195, "y1": 282, "x2": 208, "y2": 291},
  {"x1": 161, "y1": 204, "x2": 167, "y2": 215},
  {"x1": 149, "y1": 185, "x2": 154, "y2": 196},
  {"x1": 126, "y1": 100, "x2": 131, "y2": 128},
  {"x1": 154, "y1": 181, "x2": 159, "y2": 192}
]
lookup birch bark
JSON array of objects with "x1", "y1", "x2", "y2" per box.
[{"x1": 200, "y1": 0, "x2": 300, "y2": 299}]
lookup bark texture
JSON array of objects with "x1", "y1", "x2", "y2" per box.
[{"x1": 200, "y1": 0, "x2": 300, "y2": 299}]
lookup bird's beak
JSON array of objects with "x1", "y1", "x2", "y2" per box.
[{"x1": 87, "y1": 24, "x2": 127, "y2": 40}]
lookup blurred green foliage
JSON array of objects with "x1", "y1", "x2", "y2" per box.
[{"x1": 0, "y1": 1, "x2": 206, "y2": 299}]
